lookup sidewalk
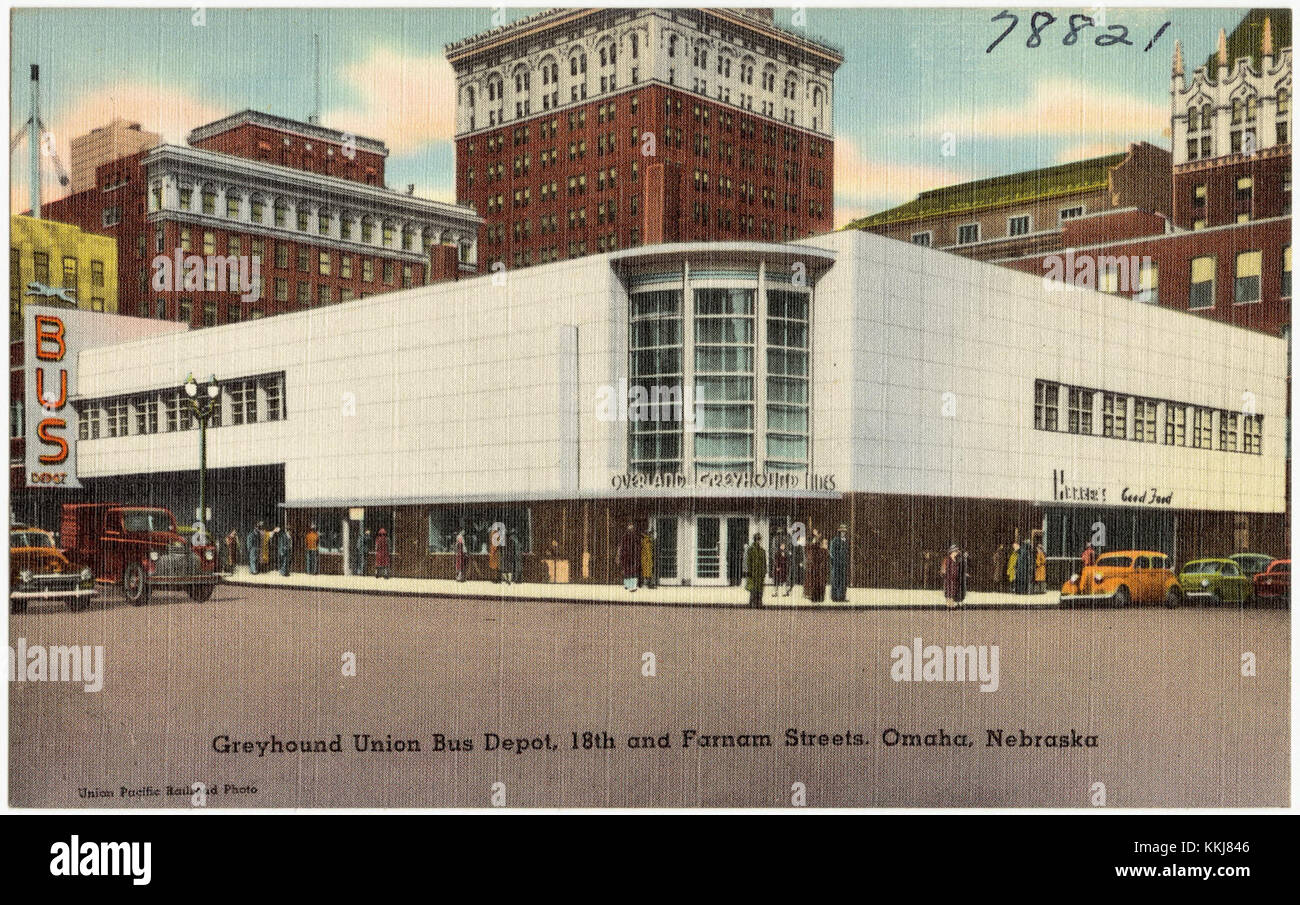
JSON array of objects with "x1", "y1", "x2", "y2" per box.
[{"x1": 225, "y1": 568, "x2": 1059, "y2": 610}]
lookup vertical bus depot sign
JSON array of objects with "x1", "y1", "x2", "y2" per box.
[{"x1": 24, "y1": 305, "x2": 82, "y2": 488}]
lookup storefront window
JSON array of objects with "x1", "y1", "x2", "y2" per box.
[
  {"x1": 428, "y1": 507, "x2": 531, "y2": 554},
  {"x1": 765, "y1": 288, "x2": 809, "y2": 472},
  {"x1": 628, "y1": 289, "x2": 683, "y2": 475}
]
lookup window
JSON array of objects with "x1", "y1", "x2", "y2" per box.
[
  {"x1": 1189, "y1": 256, "x2": 1216, "y2": 309},
  {"x1": 1067, "y1": 388, "x2": 1093, "y2": 435},
  {"x1": 62, "y1": 256, "x2": 78, "y2": 289},
  {"x1": 90, "y1": 260, "x2": 105, "y2": 288},
  {"x1": 765, "y1": 289, "x2": 810, "y2": 472},
  {"x1": 78, "y1": 403, "x2": 100, "y2": 440},
  {"x1": 134, "y1": 395, "x2": 158, "y2": 435},
  {"x1": 693, "y1": 288, "x2": 756, "y2": 472},
  {"x1": 228, "y1": 380, "x2": 257, "y2": 425},
  {"x1": 362, "y1": 259, "x2": 373, "y2": 283},
  {"x1": 32, "y1": 252, "x2": 49, "y2": 284},
  {"x1": 956, "y1": 223, "x2": 980, "y2": 245},
  {"x1": 1283, "y1": 245, "x2": 1291, "y2": 298},
  {"x1": 1059, "y1": 206, "x2": 1084, "y2": 222},
  {"x1": 910, "y1": 232, "x2": 931, "y2": 247},
  {"x1": 1133, "y1": 398, "x2": 1157, "y2": 443},
  {"x1": 1219, "y1": 411, "x2": 1239, "y2": 451},
  {"x1": 1164, "y1": 404, "x2": 1187, "y2": 446},
  {"x1": 1034, "y1": 380, "x2": 1059, "y2": 431},
  {"x1": 1191, "y1": 407, "x2": 1213, "y2": 448},
  {"x1": 1234, "y1": 250, "x2": 1261, "y2": 303},
  {"x1": 262, "y1": 375, "x2": 284, "y2": 422},
  {"x1": 1008, "y1": 215, "x2": 1031, "y2": 236},
  {"x1": 163, "y1": 391, "x2": 192, "y2": 432},
  {"x1": 341, "y1": 255, "x2": 352, "y2": 279},
  {"x1": 1101, "y1": 393, "x2": 1127, "y2": 439},
  {"x1": 319, "y1": 251, "x2": 331, "y2": 276},
  {"x1": 105, "y1": 398, "x2": 128, "y2": 438},
  {"x1": 297, "y1": 247, "x2": 310, "y2": 272},
  {"x1": 1243, "y1": 414, "x2": 1263, "y2": 454},
  {"x1": 297, "y1": 281, "x2": 310, "y2": 305}
]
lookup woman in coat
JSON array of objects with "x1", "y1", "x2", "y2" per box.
[
  {"x1": 805, "y1": 537, "x2": 829, "y2": 603},
  {"x1": 454, "y1": 532, "x2": 467, "y2": 582},
  {"x1": 640, "y1": 531, "x2": 655, "y2": 590},
  {"x1": 1034, "y1": 544, "x2": 1046, "y2": 594},
  {"x1": 1006, "y1": 542, "x2": 1019, "y2": 591},
  {"x1": 488, "y1": 532, "x2": 500, "y2": 582},
  {"x1": 617, "y1": 522, "x2": 639, "y2": 591},
  {"x1": 374, "y1": 528, "x2": 391, "y2": 579},
  {"x1": 772, "y1": 539, "x2": 789, "y2": 596},
  {"x1": 942, "y1": 544, "x2": 961, "y2": 607}
]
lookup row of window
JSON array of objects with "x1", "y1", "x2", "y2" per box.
[
  {"x1": 1188, "y1": 247, "x2": 1290, "y2": 308},
  {"x1": 912, "y1": 206, "x2": 1084, "y2": 248},
  {"x1": 154, "y1": 185, "x2": 447, "y2": 253},
  {"x1": 168, "y1": 229, "x2": 415, "y2": 286},
  {"x1": 1033, "y1": 380, "x2": 1263, "y2": 453},
  {"x1": 73, "y1": 374, "x2": 286, "y2": 440}
]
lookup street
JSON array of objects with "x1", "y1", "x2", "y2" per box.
[{"x1": 9, "y1": 583, "x2": 1289, "y2": 808}]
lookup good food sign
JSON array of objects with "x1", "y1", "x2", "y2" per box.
[{"x1": 24, "y1": 305, "x2": 82, "y2": 488}]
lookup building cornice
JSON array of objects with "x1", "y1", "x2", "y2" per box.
[
  {"x1": 143, "y1": 144, "x2": 482, "y2": 226},
  {"x1": 187, "y1": 110, "x2": 388, "y2": 157},
  {"x1": 445, "y1": 6, "x2": 843, "y2": 69}
]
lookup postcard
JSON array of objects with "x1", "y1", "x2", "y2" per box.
[{"x1": 6, "y1": 4, "x2": 1290, "y2": 810}]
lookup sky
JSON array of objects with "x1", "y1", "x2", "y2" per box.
[{"x1": 8, "y1": 4, "x2": 1262, "y2": 227}]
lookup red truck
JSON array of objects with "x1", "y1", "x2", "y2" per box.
[{"x1": 59, "y1": 503, "x2": 220, "y2": 604}]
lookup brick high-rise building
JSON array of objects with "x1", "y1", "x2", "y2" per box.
[
  {"x1": 40, "y1": 110, "x2": 481, "y2": 328},
  {"x1": 446, "y1": 7, "x2": 842, "y2": 271}
]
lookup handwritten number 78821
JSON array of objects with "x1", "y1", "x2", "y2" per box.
[{"x1": 987, "y1": 11, "x2": 1172, "y2": 53}]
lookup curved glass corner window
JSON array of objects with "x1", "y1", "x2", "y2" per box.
[
  {"x1": 629, "y1": 289, "x2": 684, "y2": 474},
  {"x1": 765, "y1": 288, "x2": 810, "y2": 473},
  {"x1": 693, "y1": 288, "x2": 755, "y2": 472}
]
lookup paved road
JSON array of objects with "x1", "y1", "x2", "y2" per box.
[{"x1": 9, "y1": 583, "x2": 1289, "y2": 807}]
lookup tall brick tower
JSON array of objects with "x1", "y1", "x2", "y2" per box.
[{"x1": 446, "y1": 7, "x2": 842, "y2": 271}]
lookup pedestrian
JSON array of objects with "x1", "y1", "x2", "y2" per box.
[
  {"x1": 993, "y1": 543, "x2": 1008, "y2": 592},
  {"x1": 956, "y1": 549, "x2": 969, "y2": 604},
  {"x1": 356, "y1": 528, "x2": 371, "y2": 576},
  {"x1": 277, "y1": 525, "x2": 293, "y2": 577},
  {"x1": 790, "y1": 530, "x2": 805, "y2": 591},
  {"x1": 374, "y1": 528, "x2": 391, "y2": 579},
  {"x1": 246, "y1": 522, "x2": 263, "y2": 575},
  {"x1": 1034, "y1": 543, "x2": 1046, "y2": 594},
  {"x1": 829, "y1": 523, "x2": 850, "y2": 602},
  {"x1": 1081, "y1": 541, "x2": 1097, "y2": 570},
  {"x1": 745, "y1": 532, "x2": 767, "y2": 608},
  {"x1": 510, "y1": 529, "x2": 523, "y2": 584},
  {"x1": 773, "y1": 537, "x2": 790, "y2": 596},
  {"x1": 1006, "y1": 542, "x2": 1019, "y2": 593},
  {"x1": 640, "y1": 528, "x2": 656, "y2": 590},
  {"x1": 805, "y1": 534, "x2": 829, "y2": 603},
  {"x1": 305, "y1": 523, "x2": 319, "y2": 575},
  {"x1": 224, "y1": 528, "x2": 240, "y2": 574},
  {"x1": 454, "y1": 531, "x2": 467, "y2": 581},
  {"x1": 259, "y1": 524, "x2": 271, "y2": 573},
  {"x1": 943, "y1": 544, "x2": 962, "y2": 608},
  {"x1": 617, "y1": 522, "x2": 639, "y2": 592},
  {"x1": 488, "y1": 528, "x2": 501, "y2": 582},
  {"x1": 500, "y1": 529, "x2": 515, "y2": 584},
  {"x1": 1014, "y1": 539, "x2": 1034, "y2": 594}
]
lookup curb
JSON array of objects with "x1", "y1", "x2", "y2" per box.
[{"x1": 222, "y1": 578, "x2": 1061, "y2": 611}]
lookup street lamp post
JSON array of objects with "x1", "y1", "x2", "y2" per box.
[{"x1": 183, "y1": 373, "x2": 221, "y2": 536}]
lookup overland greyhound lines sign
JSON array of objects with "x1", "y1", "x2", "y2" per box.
[{"x1": 23, "y1": 304, "x2": 81, "y2": 488}]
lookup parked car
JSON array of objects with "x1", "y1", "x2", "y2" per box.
[
  {"x1": 1252, "y1": 559, "x2": 1290, "y2": 605},
  {"x1": 1061, "y1": 550, "x2": 1182, "y2": 607},
  {"x1": 1178, "y1": 558, "x2": 1254, "y2": 604},
  {"x1": 59, "y1": 503, "x2": 220, "y2": 605},
  {"x1": 9, "y1": 525, "x2": 97, "y2": 613},
  {"x1": 1228, "y1": 553, "x2": 1275, "y2": 578}
]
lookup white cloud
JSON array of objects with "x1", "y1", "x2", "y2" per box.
[
  {"x1": 11, "y1": 81, "x2": 223, "y2": 211},
  {"x1": 324, "y1": 45, "x2": 458, "y2": 154},
  {"x1": 916, "y1": 77, "x2": 1165, "y2": 143},
  {"x1": 833, "y1": 137, "x2": 970, "y2": 225}
]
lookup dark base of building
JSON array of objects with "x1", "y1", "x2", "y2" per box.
[{"x1": 280, "y1": 493, "x2": 1285, "y2": 591}]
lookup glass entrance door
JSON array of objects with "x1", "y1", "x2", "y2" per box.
[
  {"x1": 696, "y1": 517, "x2": 721, "y2": 580},
  {"x1": 725, "y1": 517, "x2": 749, "y2": 586}
]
